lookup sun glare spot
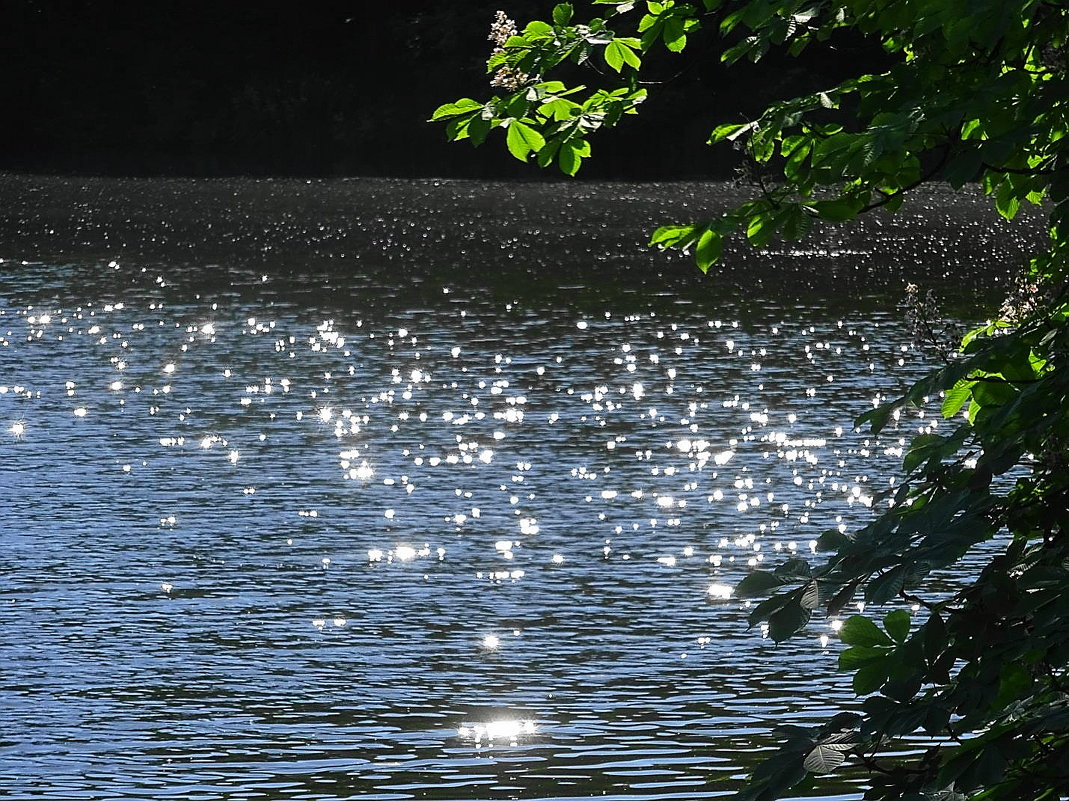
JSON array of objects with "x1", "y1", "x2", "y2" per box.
[
  {"x1": 458, "y1": 719, "x2": 536, "y2": 742},
  {"x1": 708, "y1": 582, "x2": 734, "y2": 600}
]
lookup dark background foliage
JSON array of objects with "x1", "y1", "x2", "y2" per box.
[{"x1": 0, "y1": 0, "x2": 883, "y2": 179}]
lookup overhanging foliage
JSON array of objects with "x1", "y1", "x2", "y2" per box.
[{"x1": 434, "y1": 2, "x2": 1069, "y2": 799}]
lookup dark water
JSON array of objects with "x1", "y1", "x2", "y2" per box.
[{"x1": 0, "y1": 175, "x2": 1041, "y2": 800}]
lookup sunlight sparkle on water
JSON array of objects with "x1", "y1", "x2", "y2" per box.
[
  {"x1": 708, "y1": 583, "x2": 734, "y2": 600},
  {"x1": 458, "y1": 719, "x2": 537, "y2": 742},
  {"x1": 0, "y1": 177, "x2": 991, "y2": 801}
]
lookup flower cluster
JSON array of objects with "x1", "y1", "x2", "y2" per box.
[
  {"x1": 904, "y1": 282, "x2": 960, "y2": 360},
  {"x1": 488, "y1": 9, "x2": 517, "y2": 46},
  {"x1": 999, "y1": 273, "x2": 1055, "y2": 325},
  {"x1": 488, "y1": 11, "x2": 530, "y2": 91}
]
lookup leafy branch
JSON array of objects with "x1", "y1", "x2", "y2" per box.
[{"x1": 433, "y1": 1, "x2": 1069, "y2": 799}]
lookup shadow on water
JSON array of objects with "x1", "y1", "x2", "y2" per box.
[{"x1": 0, "y1": 174, "x2": 1044, "y2": 800}]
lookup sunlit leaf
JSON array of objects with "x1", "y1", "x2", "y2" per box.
[
  {"x1": 649, "y1": 224, "x2": 698, "y2": 249},
  {"x1": 604, "y1": 40, "x2": 625, "y2": 71},
  {"x1": 941, "y1": 379, "x2": 976, "y2": 418},
  {"x1": 604, "y1": 39, "x2": 641, "y2": 72},
  {"x1": 710, "y1": 121, "x2": 755, "y2": 144},
  {"x1": 505, "y1": 120, "x2": 546, "y2": 161},
  {"x1": 695, "y1": 228, "x2": 723, "y2": 272},
  {"x1": 430, "y1": 99, "x2": 484, "y2": 121},
  {"x1": 803, "y1": 744, "x2": 847, "y2": 774},
  {"x1": 558, "y1": 138, "x2": 590, "y2": 175}
]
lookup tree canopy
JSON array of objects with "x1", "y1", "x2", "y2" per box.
[{"x1": 434, "y1": 2, "x2": 1069, "y2": 799}]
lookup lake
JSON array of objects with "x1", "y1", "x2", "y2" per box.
[{"x1": 0, "y1": 174, "x2": 1041, "y2": 800}]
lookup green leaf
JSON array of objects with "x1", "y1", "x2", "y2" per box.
[
  {"x1": 557, "y1": 138, "x2": 590, "y2": 176},
  {"x1": 865, "y1": 565, "x2": 906, "y2": 605},
  {"x1": 812, "y1": 198, "x2": 861, "y2": 222},
  {"x1": 970, "y1": 378, "x2": 1016, "y2": 410},
  {"x1": 855, "y1": 403, "x2": 894, "y2": 435},
  {"x1": 524, "y1": 20, "x2": 554, "y2": 39},
  {"x1": 746, "y1": 214, "x2": 775, "y2": 248},
  {"x1": 827, "y1": 580, "x2": 861, "y2": 616},
  {"x1": 839, "y1": 644, "x2": 891, "y2": 670},
  {"x1": 649, "y1": 224, "x2": 699, "y2": 249},
  {"x1": 800, "y1": 580, "x2": 820, "y2": 610},
  {"x1": 815, "y1": 527, "x2": 849, "y2": 551},
  {"x1": 774, "y1": 557, "x2": 813, "y2": 579},
  {"x1": 553, "y1": 3, "x2": 574, "y2": 25},
  {"x1": 994, "y1": 662, "x2": 1032, "y2": 709},
  {"x1": 994, "y1": 177, "x2": 1023, "y2": 220},
  {"x1": 735, "y1": 570, "x2": 787, "y2": 598},
  {"x1": 840, "y1": 615, "x2": 893, "y2": 647},
  {"x1": 622, "y1": 44, "x2": 642, "y2": 68},
  {"x1": 883, "y1": 610, "x2": 910, "y2": 644},
  {"x1": 604, "y1": 40, "x2": 641, "y2": 72},
  {"x1": 941, "y1": 379, "x2": 976, "y2": 418},
  {"x1": 780, "y1": 203, "x2": 813, "y2": 240},
  {"x1": 505, "y1": 120, "x2": 546, "y2": 161},
  {"x1": 748, "y1": 592, "x2": 791, "y2": 628},
  {"x1": 710, "y1": 121, "x2": 755, "y2": 144},
  {"x1": 536, "y1": 138, "x2": 562, "y2": 168},
  {"x1": 604, "y1": 40, "x2": 626, "y2": 71},
  {"x1": 803, "y1": 744, "x2": 847, "y2": 774},
  {"x1": 853, "y1": 660, "x2": 888, "y2": 695},
  {"x1": 663, "y1": 16, "x2": 688, "y2": 51},
  {"x1": 903, "y1": 433, "x2": 946, "y2": 473},
  {"x1": 467, "y1": 116, "x2": 492, "y2": 146},
  {"x1": 768, "y1": 597, "x2": 812, "y2": 643},
  {"x1": 695, "y1": 229, "x2": 723, "y2": 272},
  {"x1": 431, "y1": 98, "x2": 484, "y2": 121},
  {"x1": 538, "y1": 96, "x2": 581, "y2": 121}
]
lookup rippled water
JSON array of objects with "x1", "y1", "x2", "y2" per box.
[{"x1": 0, "y1": 175, "x2": 1042, "y2": 800}]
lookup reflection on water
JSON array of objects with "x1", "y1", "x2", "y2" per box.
[{"x1": 0, "y1": 175, "x2": 1040, "y2": 800}]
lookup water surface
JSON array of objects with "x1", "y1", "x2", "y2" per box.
[{"x1": 0, "y1": 175, "x2": 1041, "y2": 800}]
